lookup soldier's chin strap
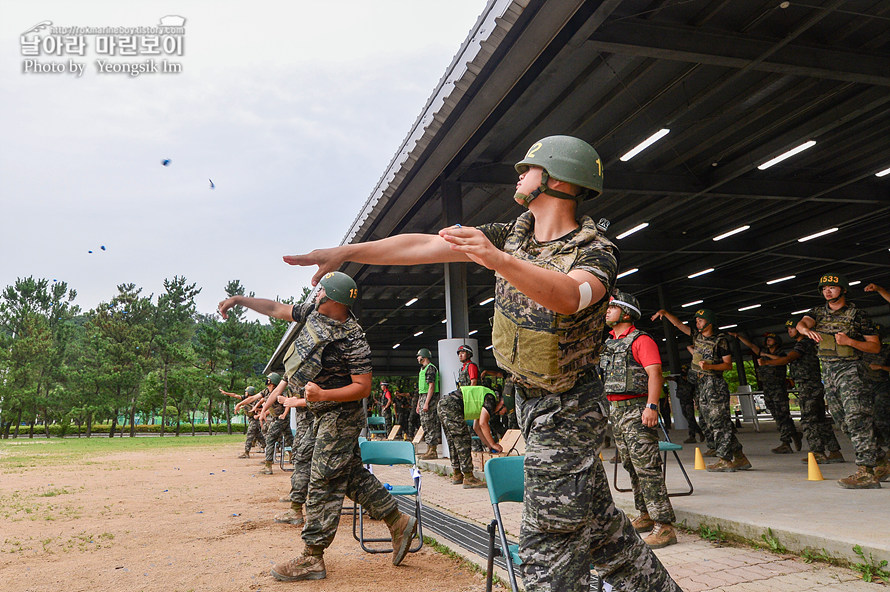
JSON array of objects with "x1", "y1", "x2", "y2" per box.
[
  {"x1": 514, "y1": 170, "x2": 586, "y2": 207},
  {"x1": 827, "y1": 288, "x2": 845, "y2": 304}
]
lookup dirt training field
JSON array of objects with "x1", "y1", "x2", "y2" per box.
[{"x1": 0, "y1": 435, "x2": 491, "y2": 592}]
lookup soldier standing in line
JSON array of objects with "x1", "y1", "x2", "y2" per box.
[
  {"x1": 860, "y1": 323, "x2": 890, "y2": 452},
  {"x1": 797, "y1": 273, "x2": 887, "y2": 488},
  {"x1": 666, "y1": 366, "x2": 704, "y2": 444},
  {"x1": 601, "y1": 291, "x2": 677, "y2": 549},
  {"x1": 221, "y1": 385, "x2": 266, "y2": 458},
  {"x1": 653, "y1": 308, "x2": 751, "y2": 473},
  {"x1": 218, "y1": 272, "x2": 418, "y2": 581},
  {"x1": 732, "y1": 332, "x2": 803, "y2": 454},
  {"x1": 380, "y1": 382, "x2": 394, "y2": 436},
  {"x1": 456, "y1": 344, "x2": 480, "y2": 386},
  {"x1": 437, "y1": 384, "x2": 507, "y2": 488},
  {"x1": 285, "y1": 135, "x2": 682, "y2": 592},
  {"x1": 416, "y1": 348, "x2": 442, "y2": 460},
  {"x1": 255, "y1": 373, "x2": 292, "y2": 475}
]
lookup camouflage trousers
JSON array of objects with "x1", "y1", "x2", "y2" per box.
[
  {"x1": 515, "y1": 379, "x2": 681, "y2": 592},
  {"x1": 675, "y1": 389, "x2": 703, "y2": 440},
  {"x1": 437, "y1": 391, "x2": 474, "y2": 476},
  {"x1": 383, "y1": 407, "x2": 393, "y2": 436},
  {"x1": 762, "y1": 382, "x2": 800, "y2": 445},
  {"x1": 610, "y1": 401, "x2": 675, "y2": 524},
  {"x1": 420, "y1": 392, "x2": 441, "y2": 447},
  {"x1": 286, "y1": 410, "x2": 315, "y2": 504},
  {"x1": 871, "y1": 380, "x2": 890, "y2": 449},
  {"x1": 697, "y1": 374, "x2": 742, "y2": 461},
  {"x1": 244, "y1": 417, "x2": 266, "y2": 453},
  {"x1": 821, "y1": 359, "x2": 878, "y2": 467},
  {"x1": 301, "y1": 403, "x2": 399, "y2": 549},
  {"x1": 264, "y1": 417, "x2": 294, "y2": 463},
  {"x1": 795, "y1": 379, "x2": 841, "y2": 454},
  {"x1": 690, "y1": 372, "x2": 715, "y2": 449}
]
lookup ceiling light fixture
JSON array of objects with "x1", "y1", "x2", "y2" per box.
[
  {"x1": 738, "y1": 304, "x2": 761, "y2": 311},
  {"x1": 874, "y1": 166, "x2": 890, "y2": 177},
  {"x1": 468, "y1": 329, "x2": 478, "y2": 336},
  {"x1": 405, "y1": 297, "x2": 418, "y2": 307},
  {"x1": 478, "y1": 297, "x2": 494, "y2": 306},
  {"x1": 616, "y1": 222, "x2": 649, "y2": 240},
  {"x1": 617, "y1": 268, "x2": 639, "y2": 279},
  {"x1": 719, "y1": 324, "x2": 737, "y2": 330},
  {"x1": 485, "y1": 344, "x2": 493, "y2": 350},
  {"x1": 619, "y1": 128, "x2": 670, "y2": 161},
  {"x1": 681, "y1": 300, "x2": 703, "y2": 308},
  {"x1": 712, "y1": 225, "x2": 750, "y2": 241},
  {"x1": 791, "y1": 308, "x2": 809, "y2": 315},
  {"x1": 392, "y1": 343, "x2": 400, "y2": 349},
  {"x1": 757, "y1": 140, "x2": 816, "y2": 170},
  {"x1": 797, "y1": 227, "x2": 838, "y2": 242},
  {"x1": 413, "y1": 331, "x2": 423, "y2": 337},
  {"x1": 766, "y1": 275, "x2": 796, "y2": 285},
  {"x1": 849, "y1": 280, "x2": 861, "y2": 286},
  {"x1": 688, "y1": 268, "x2": 714, "y2": 279}
]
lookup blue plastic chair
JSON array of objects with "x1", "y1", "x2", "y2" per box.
[
  {"x1": 367, "y1": 415, "x2": 387, "y2": 439},
  {"x1": 484, "y1": 455, "x2": 525, "y2": 592},
  {"x1": 612, "y1": 418, "x2": 693, "y2": 497},
  {"x1": 352, "y1": 440, "x2": 423, "y2": 554}
]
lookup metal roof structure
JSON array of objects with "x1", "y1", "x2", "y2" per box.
[{"x1": 274, "y1": 0, "x2": 890, "y2": 376}]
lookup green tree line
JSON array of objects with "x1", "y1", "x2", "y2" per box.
[{"x1": 0, "y1": 276, "x2": 309, "y2": 439}]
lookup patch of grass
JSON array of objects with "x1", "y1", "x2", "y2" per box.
[
  {"x1": 698, "y1": 522, "x2": 726, "y2": 544},
  {"x1": 852, "y1": 544, "x2": 890, "y2": 584},
  {"x1": 801, "y1": 547, "x2": 839, "y2": 565},
  {"x1": 423, "y1": 535, "x2": 509, "y2": 590},
  {"x1": 38, "y1": 487, "x2": 71, "y2": 497},
  {"x1": 761, "y1": 528, "x2": 787, "y2": 553}
]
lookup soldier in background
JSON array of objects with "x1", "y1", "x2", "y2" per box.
[
  {"x1": 732, "y1": 332, "x2": 803, "y2": 454},
  {"x1": 666, "y1": 366, "x2": 704, "y2": 444},
  {"x1": 798, "y1": 273, "x2": 885, "y2": 488},
  {"x1": 416, "y1": 348, "x2": 442, "y2": 460},
  {"x1": 437, "y1": 385, "x2": 506, "y2": 488},
  {"x1": 456, "y1": 344, "x2": 479, "y2": 386},
  {"x1": 285, "y1": 135, "x2": 681, "y2": 592},
  {"x1": 256, "y1": 373, "x2": 292, "y2": 475},
  {"x1": 221, "y1": 385, "x2": 266, "y2": 458},
  {"x1": 861, "y1": 323, "x2": 890, "y2": 452}
]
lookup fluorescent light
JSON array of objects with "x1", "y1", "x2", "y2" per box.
[
  {"x1": 738, "y1": 304, "x2": 761, "y2": 311},
  {"x1": 791, "y1": 308, "x2": 809, "y2": 315},
  {"x1": 766, "y1": 275, "x2": 796, "y2": 285},
  {"x1": 849, "y1": 280, "x2": 861, "y2": 286},
  {"x1": 688, "y1": 268, "x2": 714, "y2": 279},
  {"x1": 478, "y1": 297, "x2": 494, "y2": 306},
  {"x1": 405, "y1": 297, "x2": 418, "y2": 307},
  {"x1": 682, "y1": 321, "x2": 689, "y2": 325},
  {"x1": 620, "y1": 128, "x2": 670, "y2": 161},
  {"x1": 485, "y1": 344, "x2": 493, "y2": 350},
  {"x1": 712, "y1": 225, "x2": 750, "y2": 241},
  {"x1": 719, "y1": 324, "x2": 737, "y2": 330},
  {"x1": 616, "y1": 223, "x2": 649, "y2": 240},
  {"x1": 617, "y1": 268, "x2": 639, "y2": 279},
  {"x1": 468, "y1": 330, "x2": 478, "y2": 336},
  {"x1": 797, "y1": 227, "x2": 838, "y2": 242},
  {"x1": 875, "y1": 166, "x2": 890, "y2": 177},
  {"x1": 392, "y1": 343, "x2": 400, "y2": 349},
  {"x1": 681, "y1": 300, "x2": 703, "y2": 308},
  {"x1": 441, "y1": 318, "x2": 447, "y2": 324},
  {"x1": 413, "y1": 331, "x2": 423, "y2": 337},
  {"x1": 378, "y1": 318, "x2": 387, "y2": 324},
  {"x1": 757, "y1": 140, "x2": 816, "y2": 170}
]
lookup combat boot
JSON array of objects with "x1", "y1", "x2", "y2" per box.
[
  {"x1": 261, "y1": 461, "x2": 274, "y2": 475},
  {"x1": 631, "y1": 512, "x2": 654, "y2": 532},
  {"x1": 837, "y1": 465, "x2": 881, "y2": 489},
  {"x1": 771, "y1": 443, "x2": 793, "y2": 454},
  {"x1": 706, "y1": 458, "x2": 736, "y2": 472},
  {"x1": 462, "y1": 473, "x2": 486, "y2": 489},
  {"x1": 271, "y1": 550, "x2": 326, "y2": 581},
  {"x1": 275, "y1": 503, "x2": 305, "y2": 527},
  {"x1": 824, "y1": 450, "x2": 846, "y2": 464},
  {"x1": 801, "y1": 452, "x2": 828, "y2": 464},
  {"x1": 451, "y1": 472, "x2": 464, "y2": 485},
  {"x1": 683, "y1": 436, "x2": 697, "y2": 444},
  {"x1": 703, "y1": 448, "x2": 717, "y2": 457},
  {"x1": 731, "y1": 452, "x2": 752, "y2": 471},
  {"x1": 387, "y1": 513, "x2": 418, "y2": 566},
  {"x1": 643, "y1": 523, "x2": 677, "y2": 549},
  {"x1": 419, "y1": 448, "x2": 438, "y2": 460},
  {"x1": 792, "y1": 432, "x2": 803, "y2": 451},
  {"x1": 872, "y1": 458, "x2": 890, "y2": 483},
  {"x1": 238, "y1": 451, "x2": 249, "y2": 459}
]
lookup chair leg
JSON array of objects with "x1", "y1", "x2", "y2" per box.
[
  {"x1": 612, "y1": 451, "x2": 632, "y2": 492},
  {"x1": 493, "y1": 506, "x2": 520, "y2": 592},
  {"x1": 669, "y1": 450, "x2": 694, "y2": 497},
  {"x1": 486, "y1": 520, "x2": 497, "y2": 592}
]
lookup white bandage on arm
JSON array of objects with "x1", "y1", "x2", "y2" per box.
[{"x1": 576, "y1": 281, "x2": 593, "y2": 312}]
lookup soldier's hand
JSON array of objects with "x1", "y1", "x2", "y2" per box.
[
  {"x1": 641, "y1": 407, "x2": 658, "y2": 428},
  {"x1": 304, "y1": 382, "x2": 322, "y2": 401},
  {"x1": 217, "y1": 296, "x2": 240, "y2": 320},
  {"x1": 799, "y1": 327, "x2": 820, "y2": 342},
  {"x1": 651, "y1": 309, "x2": 667, "y2": 321},
  {"x1": 422, "y1": 403, "x2": 429, "y2": 413},
  {"x1": 490, "y1": 443, "x2": 503, "y2": 453},
  {"x1": 283, "y1": 249, "x2": 344, "y2": 287},
  {"x1": 438, "y1": 225, "x2": 505, "y2": 270},
  {"x1": 864, "y1": 283, "x2": 881, "y2": 292},
  {"x1": 869, "y1": 363, "x2": 881, "y2": 371},
  {"x1": 835, "y1": 332, "x2": 853, "y2": 346}
]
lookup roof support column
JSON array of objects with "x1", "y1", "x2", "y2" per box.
[
  {"x1": 658, "y1": 285, "x2": 685, "y2": 429},
  {"x1": 442, "y1": 180, "x2": 469, "y2": 339}
]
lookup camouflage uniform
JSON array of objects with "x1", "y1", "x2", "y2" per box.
[
  {"x1": 458, "y1": 360, "x2": 479, "y2": 386},
  {"x1": 284, "y1": 398, "x2": 315, "y2": 504},
  {"x1": 418, "y1": 363, "x2": 441, "y2": 447},
  {"x1": 788, "y1": 338, "x2": 840, "y2": 454},
  {"x1": 282, "y1": 302, "x2": 401, "y2": 550},
  {"x1": 756, "y1": 349, "x2": 801, "y2": 446},
  {"x1": 672, "y1": 374, "x2": 703, "y2": 441},
  {"x1": 480, "y1": 213, "x2": 680, "y2": 592},
  {"x1": 687, "y1": 369, "x2": 714, "y2": 448},
  {"x1": 263, "y1": 386, "x2": 294, "y2": 463},
  {"x1": 692, "y1": 329, "x2": 743, "y2": 461},
  {"x1": 438, "y1": 386, "x2": 499, "y2": 476},
  {"x1": 242, "y1": 395, "x2": 266, "y2": 453},
  {"x1": 408, "y1": 392, "x2": 421, "y2": 438},
  {"x1": 806, "y1": 302, "x2": 878, "y2": 467},
  {"x1": 862, "y1": 341, "x2": 890, "y2": 449},
  {"x1": 601, "y1": 327, "x2": 675, "y2": 525}
]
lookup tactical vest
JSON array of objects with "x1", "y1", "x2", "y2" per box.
[
  {"x1": 599, "y1": 329, "x2": 650, "y2": 395},
  {"x1": 458, "y1": 362, "x2": 477, "y2": 386},
  {"x1": 261, "y1": 387, "x2": 283, "y2": 416},
  {"x1": 460, "y1": 385, "x2": 497, "y2": 420},
  {"x1": 789, "y1": 339, "x2": 821, "y2": 382},
  {"x1": 810, "y1": 304, "x2": 859, "y2": 360},
  {"x1": 692, "y1": 330, "x2": 729, "y2": 377},
  {"x1": 282, "y1": 309, "x2": 364, "y2": 413},
  {"x1": 491, "y1": 213, "x2": 613, "y2": 393},
  {"x1": 757, "y1": 348, "x2": 786, "y2": 386},
  {"x1": 418, "y1": 363, "x2": 440, "y2": 394}
]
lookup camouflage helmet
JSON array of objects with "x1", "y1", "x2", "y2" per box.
[
  {"x1": 609, "y1": 290, "x2": 641, "y2": 321},
  {"x1": 694, "y1": 308, "x2": 716, "y2": 327},
  {"x1": 267, "y1": 372, "x2": 282, "y2": 386},
  {"x1": 245, "y1": 386, "x2": 256, "y2": 396},
  {"x1": 501, "y1": 392, "x2": 516, "y2": 413},
  {"x1": 318, "y1": 271, "x2": 358, "y2": 307},
  {"x1": 514, "y1": 136, "x2": 603, "y2": 205},
  {"x1": 817, "y1": 273, "x2": 849, "y2": 295},
  {"x1": 416, "y1": 348, "x2": 432, "y2": 359},
  {"x1": 456, "y1": 344, "x2": 473, "y2": 357}
]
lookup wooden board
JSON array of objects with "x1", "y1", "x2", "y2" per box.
[
  {"x1": 387, "y1": 425, "x2": 401, "y2": 440},
  {"x1": 411, "y1": 427, "x2": 424, "y2": 445}
]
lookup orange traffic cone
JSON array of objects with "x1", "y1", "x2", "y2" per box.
[
  {"x1": 807, "y1": 452, "x2": 824, "y2": 481},
  {"x1": 694, "y1": 447, "x2": 706, "y2": 470},
  {"x1": 599, "y1": 451, "x2": 604, "y2": 461}
]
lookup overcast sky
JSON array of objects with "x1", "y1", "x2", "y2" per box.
[{"x1": 0, "y1": 0, "x2": 487, "y2": 321}]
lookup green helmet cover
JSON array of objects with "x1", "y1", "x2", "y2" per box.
[
  {"x1": 319, "y1": 271, "x2": 358, "y2": 307},
  {"x1": 514, "y1": 135, "x2": 603, "y2": 206},
  {"x1": 501, "y1": 393, "x2": 516, "y2": 413},
  {"x1": 245, "y1": 386, "x2": 257, "y2": 396},
  {"x1": 694, "y1": 308, "x2": 717, "y2": 327},
  {"x1": 417, "y1": 348, "x2": 432, "y2": 359},
  {"x1": 817, "y1": 273, "x2": 849, "y2": 294},
  {"x1": 609, "y1": 290, "x2": 641, "y2": 321},
  {"x1": 267, "y1": 372, "x2": 282, "y2": 386}
]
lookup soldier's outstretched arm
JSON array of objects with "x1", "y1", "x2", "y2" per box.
[
  {"x1": 864, "y1": 283, "x2": 890, "y2": 304},
  {"x1": 218, "y1": 296, "x2": 293, "y2": 321},
  {"x1": 284, "y1": 234, "x2": 470, "y2": 286},
  {"x1": 652, "y1": 309, "x2": 692, "y2": 336}
]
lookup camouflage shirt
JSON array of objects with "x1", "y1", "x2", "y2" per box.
[
  {"x1": 789, "y1": 338, "x2": 821, "y2": 382},
  {"x1": 757, "y1": 346, "x2": 787, "y2": 386},
  {"x1": 690, "y1": 329, "x2": 731, "y2": 377},
  {"x1": 805, "y1": 302, "x2": 875, "y2": 361}
]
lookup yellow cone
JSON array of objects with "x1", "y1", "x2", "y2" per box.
[
  {"x1": 694, "y1": 447, "x2": 706, "y2": 470},
  {"x1": 807, "y1": 452, "x2": 824, "y2": 481},
  {"x1": 599, "y1": 452, "x2": 604, "y2": 461}
]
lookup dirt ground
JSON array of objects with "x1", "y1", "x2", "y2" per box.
[{"x1": 0, "y1": 438, "x2": 489, "y2": 592}]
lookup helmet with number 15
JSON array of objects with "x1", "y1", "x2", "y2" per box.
[{"x1": 318, "y1": 272, "x2": 358, "y2": 308}]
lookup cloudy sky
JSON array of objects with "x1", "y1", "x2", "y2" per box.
[{"x1": 0, "y1": 0, "x2": 486, "y2": 320}]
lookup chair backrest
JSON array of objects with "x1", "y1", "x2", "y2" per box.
[
  {"x1": 484, "y1": 455, "x2": 525, "y2": 505},
  {"x1": 368, "y1": 416, "x2": 386, "y2": 426},
  {"x1": 358, "y1": 436, "x2": 368, "y2": 444},
  {"x1": 360, "y1": 440, "x2": 416, "y2": 466}
]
